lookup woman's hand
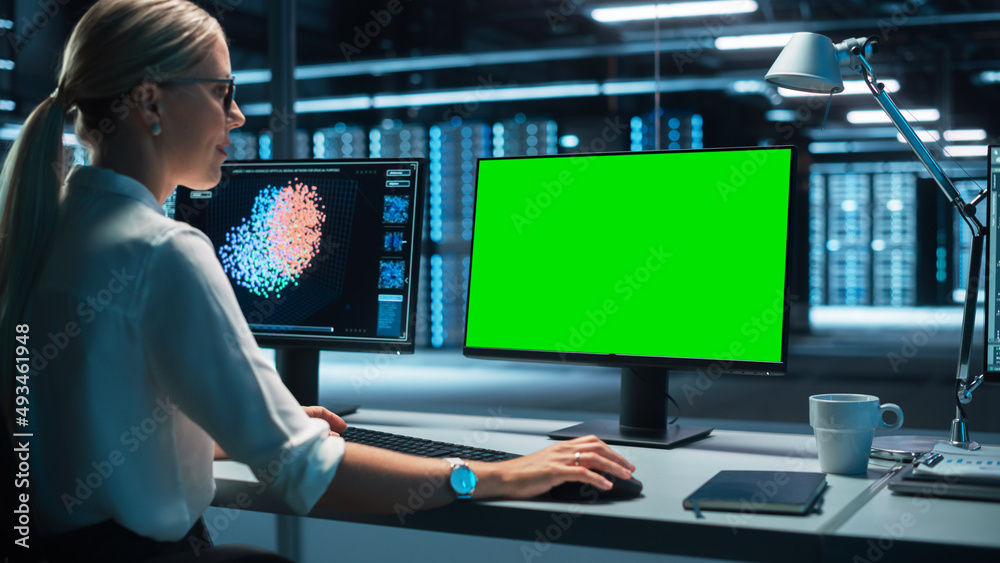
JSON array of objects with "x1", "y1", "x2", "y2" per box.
[
  {"x1": 470, "y1": 435, "x2": 635, "y2": 500},
  {"x1": 302, "y1": 405, "x2": 348, "y2": 437}
]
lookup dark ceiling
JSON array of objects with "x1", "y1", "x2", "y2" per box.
[{"x1": 4, "y1": 0, "x2": 1000, "y2": 158}]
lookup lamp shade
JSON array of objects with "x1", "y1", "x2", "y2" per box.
[{"x1": 765, "y1": 32, "x2": 844, "y2": 94}]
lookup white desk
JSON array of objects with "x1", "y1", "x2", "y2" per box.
[{"x1": 213, "y1": 409, "x2": 1000, "y2": 562}]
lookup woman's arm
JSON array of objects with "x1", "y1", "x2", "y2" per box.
[
  {"x1": 318, "y1": 435, "x2": 635, "y2": 513},
  {"x1": 214, "y1": 405, "x2": 347, "y2": 460}
]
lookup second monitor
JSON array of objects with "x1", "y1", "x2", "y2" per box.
[
  {"x1": 464, "y1": 146, "x2": 796, "y2": 448},
  {"x1": 173, "y1": 158, "x2": 426, "y2": 407}
]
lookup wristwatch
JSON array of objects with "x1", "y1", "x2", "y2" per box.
[{"x1": 445, "y1": 457, "x2": 476, "y2": 499}]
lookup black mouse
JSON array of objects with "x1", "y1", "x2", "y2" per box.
[{"x1": 548, "y1": 473, "x2": 643, "y2": 501}]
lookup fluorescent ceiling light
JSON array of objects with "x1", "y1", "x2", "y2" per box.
[
  {"x1": 591, "y1": 1, "x2": 757, "y2": 23},
  {"x1": 779, "y1": 79, "x2": 900, "y2": 97},
  {"x1": 232, "y1": 69, "x2": 272, "y2": 84},
  {"x1": 239, "y1": 103, "x2": 272, "y2": 117},
  {"x1": 715, "y1": 33, "x2": 794, "y2": 50},
  {"x1": 943, "y1": 145, "x2": 988, "y2": 158},
  {"x1": 896, "y1": 130, "x2": 939, "y2": 143},
  {"x1": 943, "y1": 129, "x2": 987, "y2": 142},
  {"x1": 244, "y1": 83, "x2": 602, "y2": 115},
  {"x1": 847, "y1": 108, "x2": 940, "y2": 124},
  {"x1": 0, "y1": 124, "x2": 20, "y2": 140},
  {"x1": 979, "y1": 71, "x2": 1000, "y2": 84},
  {"x1": 731, "y1": 80, "x2": 768, "y2": 94},
  {"x1": 809, "y1": 140, "x2": 910, "y2": 154},
  {"x1": 296, "y1": 96, "x2": 372, "y2": 113},
  {"x1": 1, "y1": 126, "x2": 78, "y2": 146},
  {"x1": 806, "y1": 126, "x2": 900, "y2": 140},
  {"x1": 373, "y1": 83, "x2": 599, "y2": 108},
  {"x1": 765, "y1": 109, "x2": 797, "y2": 122},
  {"x1": 559, "y1": 135, "x2": 580, "y2": 148}
]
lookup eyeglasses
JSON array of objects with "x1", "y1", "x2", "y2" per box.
[{"x1": 162, "y1": 77, "x2": 235, "y2": 114}]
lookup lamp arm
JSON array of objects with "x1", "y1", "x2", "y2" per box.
[
  {"x1": 956, "y1": 232, "x2": 984, "y2": 385},
  {"x1": 852, "y1": 51, "x2": 987, "y2": 392},
  {"x1": 854, "y1": 52, "x2": 984, "y2": 237}
]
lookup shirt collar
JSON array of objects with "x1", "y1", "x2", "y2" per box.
[{"x1": 65, "y1": 166, "x2": 164, "y2": 214}]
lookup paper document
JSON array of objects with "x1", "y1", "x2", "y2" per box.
[{"x1": 911, "y1": 444, "x2": 1000, "y2": 479}]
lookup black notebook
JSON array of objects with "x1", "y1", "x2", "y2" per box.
[{"x1": 683, "y1": 470, "x2": 828, "y2": 517}]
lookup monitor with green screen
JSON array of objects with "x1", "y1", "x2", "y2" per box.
[{"x1": 464, "y1": 146, "x2": 796, "y2": 448}]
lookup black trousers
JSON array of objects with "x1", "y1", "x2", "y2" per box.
[{"x1": 31, "y1": 518, "x2": 293, "y2": 563}]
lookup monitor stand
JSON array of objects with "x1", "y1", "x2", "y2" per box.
[
  {"x1": 548, "y1": 367, "x2": 712, "y2": 449},
  {"x1": 275, "y1": 347, "x2": 359, "y2": 417}
]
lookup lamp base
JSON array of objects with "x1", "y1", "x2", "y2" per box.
[
  {"x1": 870, "y1": 435, "x2": 945, "y2": 462},
  {"x1": 948, "y1": 418, "x2": 981, "y2": 451}
]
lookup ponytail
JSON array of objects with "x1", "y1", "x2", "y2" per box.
[
  {"x1": 0, "y1": 92, "x2": 68, "y2": 419},
  {"x1": 0, "y1": 0, "x2": 224, "y2": 420}
]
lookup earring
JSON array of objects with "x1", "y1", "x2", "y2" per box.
[{"x1": 151, "y1": 122, "x2": 162, "y2": 136}]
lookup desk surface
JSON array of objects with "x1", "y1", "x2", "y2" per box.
[{"x1": 213, "y1": 409, "x2": 1000, "y2": 562}]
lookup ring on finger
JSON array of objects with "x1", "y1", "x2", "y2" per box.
[{"x1": 574, "y1": 452, "x2": 581, "y2": 466}]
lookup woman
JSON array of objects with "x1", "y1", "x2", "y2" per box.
[{"x1": 0, "y1": 1, "x2": 635, "y2": 561}]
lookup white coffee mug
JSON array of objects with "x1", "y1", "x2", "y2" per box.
[{"x1": 809, "y1": 394, "x2": 904, "y2": 475}]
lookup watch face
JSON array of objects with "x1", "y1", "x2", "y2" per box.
[{"x1": 450, "y1": 464, "x2": 477, "y2": 495}]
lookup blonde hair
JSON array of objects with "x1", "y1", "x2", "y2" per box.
[{"x1": 0, "y1": 0, "x2": 223, "y2": 415}]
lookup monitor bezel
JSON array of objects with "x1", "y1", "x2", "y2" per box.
[
  {"x1": 174, "y1": 157, "x2": 426, "y2": 354},
  {"x1": 983, "y1": 144, "x2": 999, "y2": 383},
  {"x1": 462, "y1": 145, "x2": 796, "y2": 376}
]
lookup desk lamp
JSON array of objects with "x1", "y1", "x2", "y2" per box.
[{"x1": 765, "y1": 33, "x2": 986, "y2": 455}]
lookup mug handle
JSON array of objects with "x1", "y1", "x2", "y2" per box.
[{"x1": 878, "y1": 403, "x2": 904, "y2": 430}]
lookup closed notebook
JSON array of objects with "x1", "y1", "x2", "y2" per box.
[{"x1": 683, "y1": 470, "x2": 827, "y2": 516}]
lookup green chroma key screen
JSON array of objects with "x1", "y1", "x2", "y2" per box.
[{"x1": 465, "y1": 147, "x2": 793, "y2": 365}]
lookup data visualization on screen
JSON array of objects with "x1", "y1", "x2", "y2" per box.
[{"x1": 173, "y1": 159, "x2": 424, "y2": 353}]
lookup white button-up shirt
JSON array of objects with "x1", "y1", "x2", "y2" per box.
[{"x1": 26, "y1": 166, "x2": 344, "y2": 541}]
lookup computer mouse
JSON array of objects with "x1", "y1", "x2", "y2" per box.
[{"x1": 548, "y1": 473, "x2": 643, "y2": 501}]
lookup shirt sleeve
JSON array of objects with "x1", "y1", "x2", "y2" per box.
[{"x1": 139, "y1": 225, "x2": 343, "y2": 514}]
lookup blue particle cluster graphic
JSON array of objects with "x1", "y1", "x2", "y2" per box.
[
  {"x1": 383, "y1": 195, "x2": 410, "y2": 224},
  {"x1": 383, "y1": 231, "x2": 404, "y2": 252},
  {"x1": 379, "y1": 260, "x2": 406, "y2": 289}
]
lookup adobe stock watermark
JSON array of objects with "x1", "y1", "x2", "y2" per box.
[
  {"x1": 442, "y1": 74, "x2": 518, "y2": 122},
  {"x1": 191, "y1": 443, "x2": 312, "y2": 555},
  {"x1": 508, "y1": 116, "x2": 629, "y2": 234},
  {"x1": 521, "y1": 448, "x2": 641, "y2": 561},
  {"x1": 521, "y1": 506, "x2": 587, "y2": 562},
  {"x1": 555, "y1": 245, "x2": 673, "y2": 356},
  {"x1": 681, "y1": 289, "x2": 793, "y2": 405},
  {"x1": 219, "y1": 235, "x2": 344, "y2": 355},
  {"x1": 346, "y1": 340, "x2": 407, "y2": 393},
  {"x1": 673, "y1": 13, "x2": 738, "y2": 73},
  {"x1": 716, "y1": 149, "x2": 772, "y2": 203},
  {"x1": 2, "y1": 0, "x2": 71, "y2": 54},
  {"x1": 27, "y1": 268, "x2": 135, "y2": 374},
  {"x1": 885, "y1": 309, "x2": 950, "y2": 374},
  {"x1": 339, "y1": 0, "x2": 413, "y2": 62},
  {"x1": 392, "y1": 407, "x2": 510, "y2": 524},
  {"x1": 850, "y1": 470, "x2": 961, "y2": 563},
  {"x1": 722, "y1": 471, "x2": 803, "y2": 532},
  {"x1": 544, "y1": 0, "x2": 590, "y2": 29},
  {"x1": 208, "y1": 0, "x2": 247, "y2": 22},
  {"x1": 873, "y1": 0, "x2": 927, "y2": 43},
  {"x1": 59, "y1": 398, "x2": 179, "y2": 514}
]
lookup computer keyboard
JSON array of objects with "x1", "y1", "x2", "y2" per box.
[{"x1": 341, "y1": 426, "x2": 520, "y2": 462}]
